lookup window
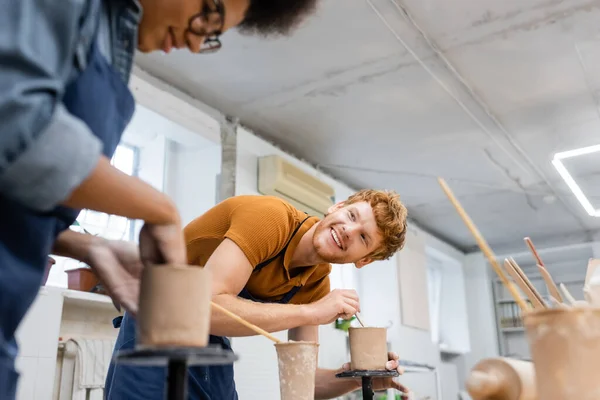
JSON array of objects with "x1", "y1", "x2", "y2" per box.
[
  {"x1": 72, "y1": 144, "x2": 139, "y2": 241},
  {"x1": 47, "y1": 143, "x2": 140, "y2": 287}
]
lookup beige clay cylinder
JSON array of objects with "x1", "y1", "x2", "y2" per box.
[
  {"x1": 348, "y1": 327, "x2": 388, "y2": 370},
  {"x1": 275, "y1": 341, "x2": 319, "y2": 400},
  {"x1": 523, "y1": 307, "x2": 600, "y2": 400},
  {"x1": 136, "y1": 265, "x2": 212, "y2": 348},
  {"x1": 466, "y1": 357, "x2": 536, "y2": 400}
]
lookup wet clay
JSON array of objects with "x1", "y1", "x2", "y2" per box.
[
  {"x1": 275, "y1": 341, "x2": 319, "y2": 400},
  {"x1": 136, "y1": 264, "x2": 212, "y2": 348},
  {"x1": 466, "y1": 357, "x2": 536, "y2": 400},
  {"x1": 523, "y1": 307, "x2": 600, "y2": 400},
  {"x1": 348, "y1": 327, "x2": 388, "y2": 370}
]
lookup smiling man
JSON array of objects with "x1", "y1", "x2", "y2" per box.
[
  {"x1": 0, "y1": 0, "x2": 321, "y2": 398},
  {"x1": 105, "y1": 189, "x2": 410, "y2": 399}
]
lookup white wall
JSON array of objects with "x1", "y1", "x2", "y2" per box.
[
  {"x1": 462, "y1": 253, "x2": 500, "y2": 373},
  {"x1": 164, "y1": 140, "x2": 221, "y2": 226}
]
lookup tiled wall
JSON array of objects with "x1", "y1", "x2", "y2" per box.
[{"x1": 14, "y1": 287, "x2": 120, "y2": 400}]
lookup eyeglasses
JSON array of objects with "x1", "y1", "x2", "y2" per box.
[{"x1": 187, "y1": 0, "x2": 225, "y2": 53}]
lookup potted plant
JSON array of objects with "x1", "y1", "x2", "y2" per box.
[{"x1": 63, "y1": 220, "x2": 107, "y2": 294}]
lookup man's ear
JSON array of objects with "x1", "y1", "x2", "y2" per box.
[
  {"x1": 327, "y1": 201, "x2": 345, "y2": 214},
  {"x1": 354, "y1": 257, "x2": 374, "y2": 269}
]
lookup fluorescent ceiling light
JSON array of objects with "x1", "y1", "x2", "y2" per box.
[{"x1": 552, "y1": 144, "x2": 600, "y2": 217}]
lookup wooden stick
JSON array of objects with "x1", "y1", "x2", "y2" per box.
[
  {"x1": 355, "y1": 312, "x2": 367, "y2": 327},
  {"x1": 537, "y1": 264, "x2": 563, "y2": 303},
  {"x1": 437, "y1": 178, "x2": 529, "y2": 312},
  {"x1": 524, "y1": 237, "x2": 563, "y2": 303},
  {"x1": 503, "y1": 259, "x2": 545, "y2": 309},
  {"x1": 524, "y1": 237, "x2": 544, "y2": 266},
  {"x1": 508, "y1": 257, "x2": 546, "y2": 307},
  {"x1": 211, "y1": 301, "x2": 281, "y2": 343},
  {"x1": 559, "y1": 284, "x2": 578, "y2": 306},
  {"x1": 585, "y1": 258, "x2": 600, "y2": 287}
]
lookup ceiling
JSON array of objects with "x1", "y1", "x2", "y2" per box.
[{"x1": 134, "y1": 0, "x2": 600, "y2": 258}]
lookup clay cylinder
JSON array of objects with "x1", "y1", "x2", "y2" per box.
[
  {"x1": 275, "y1": 341, "x2": 319, "y2": 400},
  {"x1": 348, "y1": 327, "x2": 388, "y2": 370},
  {"x1": 136, "y1": 265, "x2": 212, "y2": 348},
  {"x1": 466, "y1": 357, "x2": 536, "y2": 400},
  {"x1": 523, "y1": 307, "x2": 600, "y2": 400}
]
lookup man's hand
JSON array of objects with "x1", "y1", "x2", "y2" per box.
[
  {"x1": 341, "y1": 352, "x2": 410, "y2": 394},
  {"x1": 306, "y1": 289, "x2": 360, "y2": 325},
  {"x1": 138, "y1": 222, "x2": 187, "y2": 266},
  {"x1": 85, "y1": 237, "x2": 145, "y2": 315}
]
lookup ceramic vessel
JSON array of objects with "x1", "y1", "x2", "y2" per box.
[
  {"x1": 136, "y1": 265, "x2": 212, "y2": 348},
  {"x1": 348, "y1": 327, "x2": 388, "y2": 370},
  {"x1": 523, "y1": 307, "x2": 600, "y2": 400},
  {"x1": 275, "y1": 341, "x2": 319, "y2": 400}
]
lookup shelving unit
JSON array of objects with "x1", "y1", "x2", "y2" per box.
[{"x1": 492, "y1": 272, "x2": 585, "y2": 358}]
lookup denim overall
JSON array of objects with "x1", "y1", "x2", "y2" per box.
[
  {"x1": 105, "y1": 216, "x2": 310, "y2": 400},
  {"x1": 0, "y1": 10, "x2": 135, "y2": 399}
]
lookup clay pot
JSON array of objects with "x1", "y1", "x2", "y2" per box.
[
  {"x1": 275, "y1": 341, "x2": 319, "y2": 400},
  {"x1": 523, "y1": 307, "x2": 600, "y2": 400},
  {"x1": 65, "y1": 266, "x2": 105, "y2": 294},
  {"x1": 348, "y1": 327, "x2": 388, "y2": 370},
  {"x1": 466, "y1": 357, "x2": 536, "y2": 400},
  {"x1": 136, "y1": 265, "x2": 212, "y2": 348}
]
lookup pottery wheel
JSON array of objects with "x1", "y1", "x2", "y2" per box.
[
  {"x1": 114, "y1": 345, "x2": 238, "y2": 400},
  {"x1": 336, "y1": 370, "x2": 399, "y2": 400}
]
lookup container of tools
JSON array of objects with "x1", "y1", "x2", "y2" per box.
[{"x1": 523, "y1": 307, "x2": 600, "y2": 400}]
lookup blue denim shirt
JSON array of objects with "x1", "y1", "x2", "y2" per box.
[{"x1": 0, "y1": 0, "x2": 141, "y2": 211}]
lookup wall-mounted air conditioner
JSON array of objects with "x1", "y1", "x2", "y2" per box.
[{"x1": 258, "y1": 155, "x2": 335, "y2": 218}]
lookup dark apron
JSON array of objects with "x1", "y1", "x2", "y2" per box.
[
  {"x1": 104, "y1": 216, "x2": 310, "y2": 400},
  {"x1": 0, "y1": 14, "x2": 135, "y2": 399}
]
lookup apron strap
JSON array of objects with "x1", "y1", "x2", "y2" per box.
[
  {"x1": 254, "y1": 214, "x2": 310, "y2": 273},
  {"x1": 278, "y1": 285, "x2": 302, "y2": 304}
]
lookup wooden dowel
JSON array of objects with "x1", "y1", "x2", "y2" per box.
[
  {"x1": 524, "y1": 237, "x2": 544, "y2": 266},
  {"x1": 503, "y1": 259, "x2": 545, "y2": 309},
  {"x1": 211, "y1": 301, "x2": 281, "y2": 343},
  {"x1": 524, "y1": 237, "x2": 563, "y2": 303},
  {"x1": 437, "y1": 178, "x2": 529, "y2": 312},
  {"x1": 508, "y1": 257, "x2": 546, "y2": 307},
  {"x1": 537, "y1": 264, "x2": 563, "y2": 303},
  {"x1": 559, "y1": 284, "x2": 577, "y2": 306}
]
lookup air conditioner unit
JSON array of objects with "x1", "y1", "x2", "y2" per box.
[{"x1": 258, "y1": 155, "x2": 335, "y2": 218}]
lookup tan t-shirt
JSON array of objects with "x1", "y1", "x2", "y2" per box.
[{"x1": 183, "y1": 195, "x2": 331, "y2": 304}]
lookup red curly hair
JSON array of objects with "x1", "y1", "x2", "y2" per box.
[{"x1": 344, "y1": 189, "x2": 408, "y2": 260}]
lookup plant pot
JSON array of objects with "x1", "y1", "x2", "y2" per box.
[{"x1": 65, "y1": 266, "x2": 105, "y2": 294}]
